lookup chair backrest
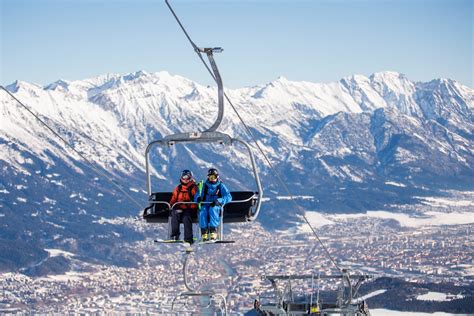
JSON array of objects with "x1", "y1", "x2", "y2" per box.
[
  {"x1": 143, "y1": 192, "x2": 173, "y2": 223},
  {"x1": 143, "y1": 191, "x2": 258, "y2": 224},
  {"x1": 222, "y1": 191, "x2": 257, "y2": 223}
]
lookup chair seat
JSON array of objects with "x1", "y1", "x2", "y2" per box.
[{"x1": 143, "y1": 191, "x2": 258, "y2": 223}]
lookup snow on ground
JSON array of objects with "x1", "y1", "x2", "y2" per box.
[
  {"x1": 354, "y1": 289, "x2": 387, "y2": 302},
  {"x1": 45, "y1": 248, "x2": 76, "y2": 258},
  {"x1": 331, "y1": 211, "x2": 474, "y2": 228},
  {"x1": 109, "y1": 293, "x2": 147, "y2": 304},
  {"x1": 385, "y1": 181, "x2": 406, "y2": 187},
  {"x1": 45, "y1": 222, "x2": 65, "y2": 229},
  {"x1": 0, "y1": 272, "x2": 32, "y2": 281},
  {"x1": 93, "y1": 216, "x2": 132, "y2": 225},
  {"x1": 458, "y1": 264, "x2": 474, "y2": 276},
  {"x1": 50, "y1": 179, "x2": 64, "y2": 186},
  {"x1": 416, "y1": 291, "x2": 464, "y2": 302},
  {"x1": 298, "y1": 191, "x2": 474, "y2": 231},
  {"x1": 370, "y1": 310, "x2": 465, "y2": 316},
  {"x1": 39, "y1": 271, "x2": 88, "y2": 282},
  {"x1": 297, "y1": 211, "x2": 334, "y2": 231},
  {"x1": 419, "y1": 196, "x2": 474, "y2": 207},
  {"x1": 299, "y1": 208, "x2": 474, "y2": 232},
  {"x1": 43, "y1": 196, "x2": 56, "y2": 204},
  {"x1": 276, "y1": 195, "x2": 315, "y2": 200}
]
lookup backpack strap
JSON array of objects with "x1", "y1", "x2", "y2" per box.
[
  {"x1": 203, "y1": 182, "x2": 223, "y2": 200},
  {"x1": 216, "y1": 183, "x2": 222, "y2": 198},
  {"x1": 187, "y1": 183, "x2": 195, "y2": 201},
  {"x1": 203, "y1": 183, "x2": 209, "y2": 201}
]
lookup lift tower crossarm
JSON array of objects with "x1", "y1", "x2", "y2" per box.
[{"x1": 263, "y1": 274, "x2": 372, "y2": 281}]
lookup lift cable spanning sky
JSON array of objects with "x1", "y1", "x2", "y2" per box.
[
  {"x1": 164, "y1": 0, "x2": 342, "y2": 272},
  {"x1": 162, "y1": 2, "x2": 377, "y2": 313}
]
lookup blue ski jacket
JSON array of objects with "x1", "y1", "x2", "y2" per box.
[{"x1": 195, "y1": 180, "x2": 232, "y2": 206}]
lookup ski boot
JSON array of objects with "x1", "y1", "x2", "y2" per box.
[
  {"x1": 209, "y1": 227, "x2": 218, "y2": 241},
  {"x1": 201, "y1": 229, "x2": 209, "y2": 242}
]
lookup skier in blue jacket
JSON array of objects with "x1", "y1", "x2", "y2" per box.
[{"x1": 195, "y1": 168, "x2": 232, "y2": 241}]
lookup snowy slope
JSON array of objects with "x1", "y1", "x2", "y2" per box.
[
  {"x1": 0, "y1": 70, "x2": 472, "y2": 271},
  {"x1": 3, "y1": 70, "x2": 472, "y2": 177},
  {"x1": 2, "y1": 69, "x2": 473, "y2": 204}
]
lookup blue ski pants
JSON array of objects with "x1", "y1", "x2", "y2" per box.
[{"x1": 199, "y1": 205, "x2": 221, "y2": 229}]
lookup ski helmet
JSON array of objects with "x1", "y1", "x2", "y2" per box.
[
  {"x1": 207, "y1": 168, "x2": 219, "y2": 182},
  {"x1": 181, "y1": 169, "x2": 193, "y2": 181}
]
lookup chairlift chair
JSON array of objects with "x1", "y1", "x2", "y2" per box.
[
  {"x1": 142, "y1": 132, "x2": 263, "y2": 241},
  {"x1": 255, "y1": 272, "x2": 372, "y2": 316},
  {"x1": 141, "y1": 43, "x2": 263, "y2": 243}
]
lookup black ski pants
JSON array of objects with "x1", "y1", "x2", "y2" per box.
[{"x1": 170, "y1": 208, "x2": 194, "y2": 243}]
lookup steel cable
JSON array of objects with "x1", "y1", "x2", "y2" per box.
[
  {"x1": 0, "y1": 86, "x2": 144, "y2": 210},
  {"x1": 164, "y1": 0, "x2": 342, "y2": 271}
]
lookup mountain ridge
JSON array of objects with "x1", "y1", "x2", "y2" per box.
[{"x1": 0, "y1": 70, "x2": 472, "y2": 271}]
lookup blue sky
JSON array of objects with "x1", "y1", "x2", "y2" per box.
[{"x1": 1, "y1": 0, "x2": 472, "y2": 88}]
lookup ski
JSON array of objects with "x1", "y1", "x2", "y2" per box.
[
  {"x1": 154, "y1": 239, "x2": 234, "y2": 245},
  {"x1": 154, "y1": 239, "x2": 187, "y2": 244},
  {"x1": 198, "y1": 240, "x2": 235, "y2": 244}
]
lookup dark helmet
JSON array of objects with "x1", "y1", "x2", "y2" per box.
[
  {"x1": 181, "y1": 169, "x2": 193, "y2": 181},
  {"x1": 207, "y1": 168, "x2": 219, "y2": 181}
]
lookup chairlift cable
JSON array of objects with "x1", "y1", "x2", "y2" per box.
[
  {"x1": 164, "y1": 0, "x2": 342, "y2": 272},
  {"x1": 0, "y1": 86, "x2": 143, "y2": 210},
  {"x1": 165, "y1": 0, "x2": 216, "y2": 84},
  {"x1": 224, "y1": 91, "x2": 342, "y2": 271}
]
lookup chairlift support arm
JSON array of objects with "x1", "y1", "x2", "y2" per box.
[
  {"x1": 199, "y1": 48, "x2": 224, "y2": 133},
  {"x1": 165, "y1": 0, "x2": 225, "y2": 132}
]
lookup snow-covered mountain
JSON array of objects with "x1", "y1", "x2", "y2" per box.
[{"x1": 1, "y1": 70, "x2": 472, "y2": 272}]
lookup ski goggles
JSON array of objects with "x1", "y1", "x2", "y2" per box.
[
  {"x1": 181, "y1": 175, "x2": 191, "y2": 181},
  {"x1": 208, "y1": 174, "x2": 218, "y2": 181}
]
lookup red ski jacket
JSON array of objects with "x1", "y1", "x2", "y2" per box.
[{"x1": 170, "y1": 181, "x2": 198, "y2": 210}]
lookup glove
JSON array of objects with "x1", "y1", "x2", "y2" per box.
[
  {"x1": 210, "y1": 200, "x2": 221, "y2": 207},
  {"x1": 196, "y1": 196, "x2": 202, "y2": 203}
]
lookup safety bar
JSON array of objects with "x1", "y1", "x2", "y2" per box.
[{"x1": 148, "y1": 194, "x2": 257, "y2": 206}]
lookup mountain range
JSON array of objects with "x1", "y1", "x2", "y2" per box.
[{"x1": 0, "y1": 70, "x2": 472, "y2": 272}]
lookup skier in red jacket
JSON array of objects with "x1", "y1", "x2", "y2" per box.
[{"x1": 169, "y1": 170, "x2": 197, "y2": 244}]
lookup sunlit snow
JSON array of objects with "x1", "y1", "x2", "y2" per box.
[{"x1": 416, "y1": 291, "x2": 464, "y2": 302}]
